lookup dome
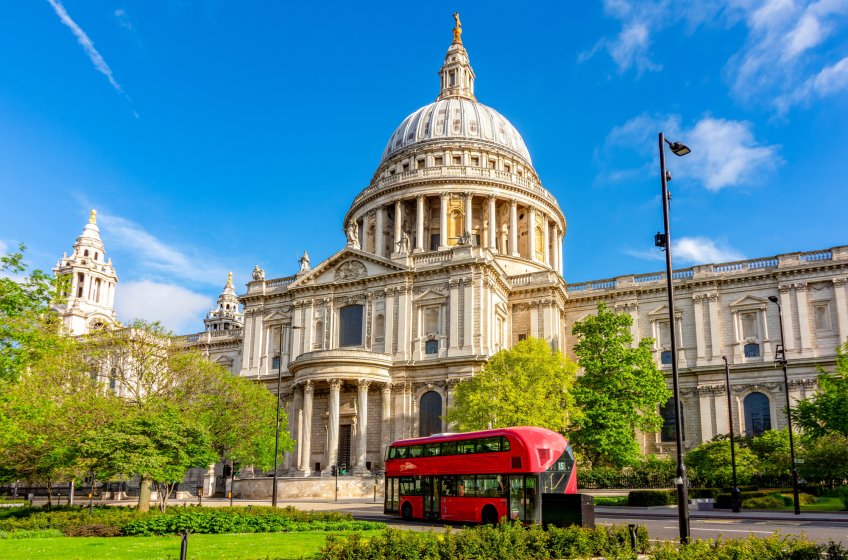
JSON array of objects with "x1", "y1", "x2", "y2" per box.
[{"x1": 381, "y1": 99, "x2": 532, "y2": 166}]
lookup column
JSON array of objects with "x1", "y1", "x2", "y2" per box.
[
  {"x1": 252, "y1": 311, "x2": 264, "y2": 374},
  {"x1": 291, "y1": 386, "x2": 303, "y2": 472},
  {"x1": 796, "y1": 283, "x2": 812, "y2": 352},
  {"x1": 290, "y1": 304, "x2": 303, "y2": 362},
  {"x1": 358, "y1": 217, "x2": 366, "y2": 251},
  {"x1": 439, "y1": 193, "x2": 449, "y2": 250},
  {"x1": 530, "y1": 302, "x2": 539, "y2": 339},
  {"x1": 550, "y1": 224, "x2": 558, "y2": 271},
  {"x1": 708, "y1": 293, "x2": 721, "y2": 360},
  {"x1": 833, "y1": 278, "x2": 848, "y2": 345},
  {"x1": 761, "y1": 304, "x2": 772, "y2": 356},
  {"x1": 384, "y1": 289, "x2": 395, "y2": 355},
  {"x1": 393, "y1": 199, "x2": 403, "y2": 253},
  {"x1": 542, "y1": 300, "x2": 554, "y2": 346},
  {"x1": 302, "y1": 300, "x2": 313, "y2": 352},
  {"x1": 462, "y1": 276, "x2": 474, "y2": 353},
  {"x1": 298, "y1": 380, "x2": 314, "y2": 476},
  {"x1": 487, "y1": 196, "x2": 497, "y2": 252},
  {"x1": 280, "y1": 326, "x2": 290, "y2": 371},
  {"x1": 323, "y1": 379, "x2": 341, "y2": 476},
  {"x1": 239, "y1": 311, "x2": 254, "y2": 375},
  {"x1": 449, "y1": 278, "x2": 460, "y2": 355},
  {"x1": 353, "y1": 380, "x2": 371, "y2": 475},
  {"x1": 779, "y1": 285, "x2": 796, "y2": 353},
  {"x1": 464, "y1": 192, "x2": 473, "y2": 240},
  {"x1": 693, "y1": 295, "x2": 706, "y2": 362},
  {"x1": 475, "y1": 274, "x2": 485, "y2": 352},
  {"x1": 543, "y1": 215, "x2": 550, "y2": 265},
  {"x1": 375, "y1": 206, "x2": 385, "y2": 257},
  {"x1": 415, "y1": 194, "x2": 425, "y2": 253},
  {"x1": 699, "y1": 391, "x2": 713, "y2": 441},
  {"x1": 396, "y1": 287, "x2": 409, "y2": 359},
  {"x1": 528, "y1": 206, "x2": 537, "y2": 261},
  {"x1": 714, "y1": 391, "x2": 728, "y2": 435},
  {"x1": 509, "y1": 199, "x2": 519, "y2": 257},
  {"x1": 379, "y1": 383, "x2": 392, "y2": 472},
  {"x1": 557, "y1": 230, "x2": 564, "y2": 275}
]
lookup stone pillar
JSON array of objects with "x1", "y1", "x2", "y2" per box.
[
  {"x1": 298, "y1": 380, "x2": 314, "y2": 476},
  {"x1": 833, "y1": 278, "x2": 848, "y2": 345},
  {"x1": 280, "y1": 326, "x2": 291, "y2": 371},
  {"x1": 779, "y1": 285, "x2": 796, "y2": 353},
  {"x1": 796, "y1": 283, "x2": 812, "y2": 353},
  {"x1": 462, "y1": 276, "x2": 474, "y2": 353},
  {"x1": 439, "y1": 193, "x2": 449, "y2": 250},
  {"x1": 487, "y1": 195, "x2": 497, "y2": 252},
  {"x1": 379, "y1": 383, "x2": 392, "y2": 473},
  {"x1": 323, "y1": 379, "x2": 342, "y2": 476},
  {"x1": 291, "y1": 303, "x2": 304, "y2": 362},
  {"x1": 358, "y1": 217, "x2": 366, "y2": 250},
  {"x1": 375, "y1": 206, "x2": 385, "y2": 257},
  {"x1": 693, "y1": 295, "x2": 706, "y2": 362},
  {"x1": 354, "y1": 380, "x2": 371, "y2": 475},
  {"x1": 384, "y1": 288, "x2": 395, "y2": 355},
  {"x1": 714, "y1": 391, "x2": 728, "y2": 436},
  {"x1": 415, "y1": 194, "x2": 425, "y2": 253},
  {"x1": 550, "y1": 224, "x2": 558, "y2": 271},
  {"x1": 302, "y1": 300, "x2": 313, "y2": 353},
  {"x1": 464, "y1": 192, "x2": 473, "y2": 241},
  {"x1": 394, "y1": 199, "x2": 403, "y2": 252},
  {"x1": 291, "y1": 386, "x2": 303, "y2": 472},
  {"x1": 396, "y1": 287, "x2": 409, "y2": 359},
  {"x1": 509, "y1": 199, "x2": 519, "y2": 257},
  {"x1": 557, "y1": 230, "x2": 564, "y2": 276},
  {"x1": 699, "y1": 391, "x2": 713, "y2": 442},
  {"x1": 530, "y1": 302, "x2": 539, "y2": 339},
  {"x1": 449, "y1": 278, "x2": 460, "y2": 355},
  {"x1": 542, "y1": 300, "x2": 554, "y2": 346},
  {"x1": 203, "y1": 464, "x2": 216, "y2": 497},
  {"x1": 252, "y1": 312, "x2": 264, "y2": 374},
  {"x1": 476, "y1": 274, "x2": 485, "y2": 352},
  {"x1": 528, "y1": 206, "x2": 537, "y2": 261},
  {"x1": 543, "y1": 215, "x2": 550, "y2": 265},
  {"x1": 708, "y1": 293, "x2": 721, "y2": 360}
]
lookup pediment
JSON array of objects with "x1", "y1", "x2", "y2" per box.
[
  {"x1": 215, "y1": 355, "x2": 234, "y2": 365},
  {"x1": 648, "y1": 305, "x2": 683, "y2": 317},
  {"x1": 729, "y1": 295, "x2": 768, "y2": 308},
  {"x1": 414, "y1": 288, "x2": 448, "y2": 303},
  {"x1": 286, "y1": 248, "x2": 408, "y2": 288},
  {"x1": 264, "y1": 308, "x2": 291, "y2": 322}
]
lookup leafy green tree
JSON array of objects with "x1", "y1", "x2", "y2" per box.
[
  {"x1": 569, "y1": 302, "x2": 672, "y2": 469},
  {"x1": 750, "y1": 429, "x2": 794, "y2": 478},
  {"x1": 684, "y1": 441, "x2": 760, "y2": 488},
  {"x1": 445, "y1": 337, "x2": 577, "y2": 432},
  {"x1": 791, "y1": 342, "x2": 848, "y2": 438},
  {"x1": 797, "y1": 434, "x2": 848, "y2": 488},
  {"x1": 79, "y1": 403, "x2": 218, "y2": 512}
]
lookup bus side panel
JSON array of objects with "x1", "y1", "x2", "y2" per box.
[
  {"x1": 566, "y1": 466, "x2": 578, "y2": 494},
  {"x1": 401, "y1": 495, "x2": 424, "y2": 519}
]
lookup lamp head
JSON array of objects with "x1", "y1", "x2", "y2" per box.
[
  {"x1": 768, "y1": 296, "x2": 779, "y2": 303},
  {"x1": 668, "y1": 142, "x2": 691, "y2": 156}
]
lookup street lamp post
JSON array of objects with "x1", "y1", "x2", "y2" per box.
[
  {"x1": 767, "y1": 295, "x2": 802, "y2": 515},
  {"x1": 722, "y1": 356, "x2": 741, "y2": 513},
  {"x1": 272, "y1": 323, "x2": 303, "y2": 508},
  {"x1": 656, "y1": 132, "x2": 691, "y2": 544}
]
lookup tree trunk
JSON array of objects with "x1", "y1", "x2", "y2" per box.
[
  {"x1": 46, "y1": 480, "x2": 53, "y2": 509},
  {"x1": 158, "y1": 482, "x2": 173, "y2": 513},
  {"x1": 137, "y1": 477, "x2": 153, "y2": 512},
  {"x1": 68, "y1": 478, "x2": 75, "y2": 506}
]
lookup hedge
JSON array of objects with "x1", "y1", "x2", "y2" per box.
[
  {"x1": 722, "y1": 485, "x2": 759, "y2": 493},
  {"x1": 802, "y1": 484, "x2": 823, "y2": 497},
  {"x1": 123, "y1": 512, "x2": 384, "y2": 536},
  {"x1": 651, "y1": 534, "x2": 848, "y2": 560},
  {"x1": 688, "y1": 488, "x2": 721, "y2": 499},
  {"x1": 627, "y1": 490, "x2": 677, "y2": 507},
  {"x1": 317, "y1": 522, "x2": 651, "y2": 560},
  {"x1": 716, "y1": 491, "x2": 770, "y2": 509}
]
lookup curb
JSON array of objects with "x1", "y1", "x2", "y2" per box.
[{"x1": 596, "y1": 510, "x2": 848, "y2": 523}]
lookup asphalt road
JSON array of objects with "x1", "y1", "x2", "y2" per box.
[{"x1": 340, "y1": 504, "x2": 848, "y2": 546}]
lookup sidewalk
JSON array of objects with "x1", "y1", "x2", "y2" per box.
[{"x1": 596, "y1": 505, "x2": 848, "y2": 523}]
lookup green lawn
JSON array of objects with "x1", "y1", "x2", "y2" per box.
[
  {"x1": 775, "y1": 497, "x2": 846, "y2": 511},
  {"x1": 0, "y1": 531, "x2": 382, "y2": 560}
]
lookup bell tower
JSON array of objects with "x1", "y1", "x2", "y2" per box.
[{"x1": 51, "y1": 210, "x2": 119, "y2": 335}]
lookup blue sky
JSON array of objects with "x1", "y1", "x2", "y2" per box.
[{"x1": 2, "y1": 1, "x2": 847, "y2": 334}]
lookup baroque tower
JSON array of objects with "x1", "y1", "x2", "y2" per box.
[{"x1": 204, "y1": 272, "x2": 244, "y2": 332}]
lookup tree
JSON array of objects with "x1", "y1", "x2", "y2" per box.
[
  {"x1": 568, "y1": 302, "x2": 672, "y2": 469},
  {"x1": 791, "y1": 341, "x2": 848, "y2": 438},
  {"x1": 684, "y1": 441, "x2": 759, "y2": 488},
  {"x1": 797, "y1": 434, "x2": 848, "y2": 488},
  {"x1": 445, "y1": 337, "x2": 577, "y2": 432},
  {"x1": 749, "y1": 429, "x2": 794, "y2": 478},
  {"x1": 79, "y1": 403, "x2": 218, "y2": 512}
]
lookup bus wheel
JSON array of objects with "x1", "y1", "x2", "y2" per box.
[
  {"x1": 401, "y1": 502, "x2": 413, "y2": 521},
  {"x1": 481, "y1": 505, "x2": 498, "y2": 526}
]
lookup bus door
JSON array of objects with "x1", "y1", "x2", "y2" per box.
[
  {"x1": 507, "y1": 475, "x2": 540, "y2": 524},
  {"x1": 422, "y1": 475, "x2": 440, "y2": 520},
  {"x1": 507, "y1": 476, "x2": 524, "y2": 521}
]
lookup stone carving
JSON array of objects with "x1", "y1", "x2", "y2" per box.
[
  {"x1": 345, "y1": 219, "x2": 361, "y2": 250},
  {"x1": 328, "y1": 378, "x2": 343, "y2": 391},
  {"x1": 252, "y1": 266, "x2": 265, "y2": 281},
  {"x1": 457, "y1": 230, "x2": 472, "y2": 246},
  {"x1": 335, "y1": 261, "x2": 368, "y2": 282},
  {"x1": 452, "y1": 12, "x2": 462, "y2": 44},
  {"x1": 395, "y1": 231, "x2": 410, "y2": 254},
  {"x1": 298, "y1": 251, "x2": 310, "y2": 272}
]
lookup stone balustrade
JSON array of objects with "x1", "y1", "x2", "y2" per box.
[
  {"x1": 412, "y1": 251, "x2": 454, "y2": 265},
  {"x1": 175, "y1": 329, "x2": 243, "y2": 344},
  {"x1": 351, "y1": 165, "x2": 560, "y2": 209},
  {"x1": 267, "y1": 276, "x2": 296, "y2": 288}
]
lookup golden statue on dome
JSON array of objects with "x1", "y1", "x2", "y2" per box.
[
  {"x1": 228, "y1": 272, "x2": 233, "y2": 284},
  {"x1": 89, "y1": 209, "x2": 97, "y2": 224},
  {"x1": 452, "y1": 12, "x2": 462, "y2": 45}
]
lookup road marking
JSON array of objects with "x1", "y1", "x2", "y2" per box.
[
  {"x1": 755, "y1": 521, "x2": 803, "y2": 526},
  {"x1": 663, "y1": 527, "x2": 778, "y2": 534}
]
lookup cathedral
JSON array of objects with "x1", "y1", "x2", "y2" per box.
[{"x1": 52, "y1": 19, "x2": 848, "y2": 495}]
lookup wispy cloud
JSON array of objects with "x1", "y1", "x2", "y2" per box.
[
  {"x1": 46, "y1": 0, "x2": 128, "y2": 97},
  {"x1": 625, "y1": 236, "x2": 745, "y2": 265},
  {"x1": 114, "y1": 8, "x2": 143, "y2": 49},
  {"x1": 599, "y1": 112, "x2": 783, "y2": 190},
  {"x1": 580, "y1": 0, "x2": 848, "y2": 112},
  {"x1": 114, "y1": 280, "x2": 211, "y2": 334}
]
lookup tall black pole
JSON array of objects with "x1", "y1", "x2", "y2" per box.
[
  {"x1": 272, "y1": 325, "x2": 284, "y2": 508},
  {"x1": 660, "y1": 132, "x2": 690, "y2": 544},
  {"x1": 772, "y1": 301, "x2": 801, "y2": 515},
  {"x1": 722, "y1": 356, "x2": 740, "y2": 513}
]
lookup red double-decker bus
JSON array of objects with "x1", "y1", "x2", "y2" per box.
[{"x1": 384, "y1": 427, "x2": 576, "y2": 525}]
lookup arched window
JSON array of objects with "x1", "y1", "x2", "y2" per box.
[
  {"x1": 94, "y1": 252, "x2": 99, "y2": 260},
  {"x1": 84, "y1": 249, "x2": 89, "y2": 257},
  {"x1": 660, "y1": 397, "x2": 685, "y2": 442},
  {"x1": 339, "y1": 305, "x2": 363, "y2": 347},
  {"x1": 419, "y1": 391, "x2": 442, "y2": 437},
  {"x1": 744, "y1": 392, "x2": 771, "y2": 436}
]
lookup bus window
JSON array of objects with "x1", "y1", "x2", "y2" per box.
[
  {"x1": 396, "y1": 446, "x2": 408, "y2": 459},
  {"x1": 400, "y1": 476, "x2": 415, "y2": 495},
  {"x1": 392, "y1": 478, "x2": 399, "y2": 511},
  {"x1": 508, "y1": 476, "x2": 524, "y2": 521},
  {"x1": 440, "y1": 475, "x2": 457, "y2": 497},
  {"x1": 525, "y1": 476, "x2": 539, "y2": 523},
  {"x1": 441, "y1": 440, "x2": 457, "y2": 455},
  {"x1": 425, "y1": 442, "x2": 441, "y2": 457},
  {"x1": 458, "y1": 475, "x2": 476, "y2": 497},
  {"x1": 501, "y1": 437, "x2": 511, "y2": 451},
  {"x1": 476, "y1": 437, "x2": 500, "y2": 453},
  {"x1": 408, "y1": 445, "x2": 424, "y2": 458},
  {"x1": 476, "y1": 474, "x2": 503, "y2": 497},
  {"x1": 387, "y1": 447, "x2": 396, "y2": 460},
  {"x1": 457, "y1": 440, "x2": 476, "y2": 454},
  {"x1": 413, "y1": 475, "x2": 423, "y2": 496}
]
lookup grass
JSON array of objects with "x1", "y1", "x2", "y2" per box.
[
  {"x1": 774, "y1": 497, "x2": 846, "y2": 511},
  {"x1": 0, "y1": 530, "x2": 383, "y2": 560}
]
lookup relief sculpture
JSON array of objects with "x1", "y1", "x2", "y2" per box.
[{"x1": 334, "y1": 260, "x2": 368, "y2": 282}]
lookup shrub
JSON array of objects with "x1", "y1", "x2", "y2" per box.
[
  {"x1": 715, "y1": 491, "x2": 771, "y2": 509},
  {"x1": 63, "y1": 524, "x2": 123, "y2": 537},
  {"x1": 122, "y1": 512, "x2": 384, "y2": 536},
  {"x1": 628, "y1": 490, "x2": 676, "y2": 507},
  {"x1": 742, "y1": 496, "x2": 785, "y2": 509},
  {"x1": 651, "y1": 533, "x2": 847, "y2": 560},
  {"x1": 689, "y1": 488, "x2": 721, "y2": 499},
  {"x1": 802, "y1": 483, "x2": 823, "y2": 497},
  {"x1": 722, "y1": 485, "x2": 759, "y2": 492},
  {"x1": 0, "y1": 528, "x2": 64, "y2": 539},
  {"x1": 594, "y1": 496, "x2": 628, "y2": 506}
]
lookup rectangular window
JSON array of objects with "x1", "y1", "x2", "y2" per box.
[
  {"x1": 452, "y1": 156, "x2": 461, "y2": 165},
  {"x1": 435, "y1": 156, "x2": 443, "y2": 166},
  {"x1": 504, "y1": 163, "x2": 511, "y2": 173},
  {"x1": 395, "y1": 446, "x2": 409, "y2": 459},
  {"x1": 272, "y1": 356, "x2": 280, "y2": 370},
  {"x1": 449, "y1": 72, "x2": 455, "y2": 86},
  {"x1": 402, "y1": 163, "x2": 409, "y2": 172},
  {"x1": 440, "y1": 475, "x2": 457, "y2": 497},
  {"x1": 417, "y1": 159, "x2": 424, "y2": 169},
  {"x1": 408, "y1": 445, "x2": 424, "y2": 458},
  {"x1": 518, "y1": 334, "x2": 527, "y2": 342},
  {"x1": 472, "y1": 234, "x2": 480, "y2": 246},
  {"x1": 471, "y1": 157, "x2": 479, "y2": 166},
  {"x1": 425, "y1": 340, "x2": 439, "y2": 354},
  {"x1": 744, "y1": 344, "x2": 760, "y2": 358},
  {"x1": 476, "y1": 475, "x2": 505, "y2": 498},
  {"x1": 458, "y1": 475, "x2": 476, "y2": 497},
  {"x1": 661, "y1": 351, "x2": 672, "y2": 365},
  {"x1": 425, "y1": 442, "x2": 441, "y2": 457},
  {"x1": 457, "y1": 440, "x2": 476, "y2": 454},
  {"x1": 501, "y1": 436, "x2": 511, "y2": 451},
  {"x1": 476, "y1": 437, "x2": 501, "y2": 453},
  {"x1": 441, "y1": 439, "x2": 457, "y2": 456},
  {"x1": 400, "y1": 476, "x2": 416, "y2": 496},
  {"x1": 488, "y1": 160, "x2": 496, "y2": 169},
  {"x1": 339, "y1": 305, "x2": 364, "y2": 347}
]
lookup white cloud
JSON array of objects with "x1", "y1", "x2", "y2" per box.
[
  {"x1": 625, "y1": 236, "x2": 745, "y2": 265},
  {"x1": 46, "y1": 0, "x2": 126, "y2": 95},
  {"x1": 114, "y1": 9, "x2": 133, "y2": 31},
  {"x1": 98, "y1": 214, "x2": 229, "y2": 286},
  {"x1": 600, "y1": 112, "x2": 783, "y2": 190},
  {"x1": 114, "y1": 280, "x2": 210, "y2": 335}
]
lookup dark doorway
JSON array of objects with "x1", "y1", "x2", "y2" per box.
[
  {"x1": 419, "y1": 391, "x2": 442, "y2": 437},
  {"x1": 338, "y1": 424, "x2": 352, "y2": 472}
]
